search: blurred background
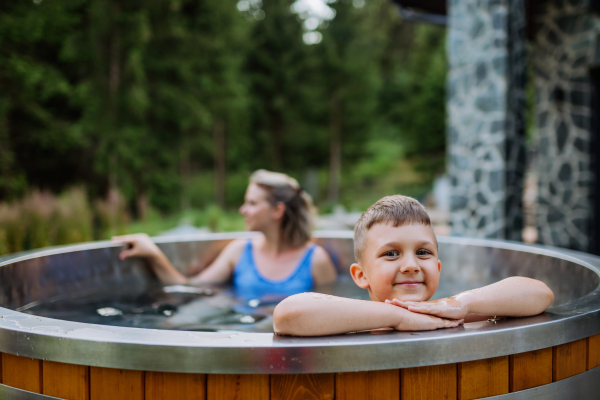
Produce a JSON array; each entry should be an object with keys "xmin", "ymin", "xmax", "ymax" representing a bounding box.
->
[{"xmin": 0, "ymin": 0, "xmax": 449, "ymax": 255}]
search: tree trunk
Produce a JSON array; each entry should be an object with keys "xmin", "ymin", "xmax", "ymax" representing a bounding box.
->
[
  {"xmin": 107, "ymin": 1, "xmax": 121, "ymax": 190},
  {"xmin": 180, "ymin": 136, "xmax": 191, "ymax": 211},
  {"xmin": 270, "ymin": 111, "xmax": 283, "ymax": 170},
  {"xmin": 0, "ymin": 114, "xmax": 14, "ymax": 200},
  {"xmin": 214, "ymin": 118, "xmax": 226, "ymax": 208},
  {"xmin": 328, "ymin": 93, "xmax": 342, "ymax": 204}
]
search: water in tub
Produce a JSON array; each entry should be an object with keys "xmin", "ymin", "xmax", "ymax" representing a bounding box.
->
[{"xmin": 18, "ymin": 275, "xmax": 369, "ymax": 333}]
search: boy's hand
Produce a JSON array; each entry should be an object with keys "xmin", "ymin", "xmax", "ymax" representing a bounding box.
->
[
  {"xmin": 387, "ymin": 297, "xmax": 470, "ymax": 320},
  {"xmin": 393, "ymin": 307, "xmax": 463, "ymax": 331}
]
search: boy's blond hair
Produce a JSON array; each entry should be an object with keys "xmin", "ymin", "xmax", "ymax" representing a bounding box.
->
[{"xmin": 354, "ymin": 195, "xmax": 431, "ymax": 262}]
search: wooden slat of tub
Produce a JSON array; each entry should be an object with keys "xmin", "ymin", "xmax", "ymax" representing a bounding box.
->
[
  {"xmin": 587, "ymin": 333, "xmax": 600, "ymax": 370},
  {"xmin": 457, "ymin": 356, "xmax": 508, "ymax": 400},
  {"xmin": 553, "ymin": 338, "xmax": 587, "ymax": 381},
  {"xmin": 207, "ymin": 374, "xmax": 270, "ymax": 400},
  {"xmin": 401, "ymin": 363, "xmax": 457, "ymax": 400},
  {"xmin": 336, "ymin": 369, "xmax": 399, "ymax": 400},
  {"xmin": 1, "ymin": 353, "xmax": 42, "ymax": 393},
  {"xmin": 509, "ymin": 348, "xmax": 552, "ymax": 392},
  {"xmin": 43, "ymin": 361, "xmax": 89, "ymax": 400},
  {"xmin": 90, "ymin": 367, "xmax": 144, "ymax": 400},
  {"xmin": 145, "ymin": 372, "xmax": 206, "ymax": 400},
  {"xmin": 271, "ymin": 373, "xmax": 334, "ymax": 400},
  {"xmin": 0, "ymin": 352, "xmax": 3, "ymax": 383}
]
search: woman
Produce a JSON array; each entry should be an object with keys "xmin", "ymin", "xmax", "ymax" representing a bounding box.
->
[{"xmin": 113, "ymin": 170, "xmax": 337, "ymax": 299}]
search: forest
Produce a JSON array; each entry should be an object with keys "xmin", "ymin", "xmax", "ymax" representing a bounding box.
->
[{"xmin": 0, "ymin": 0, "xmax": 446, "ymax": 254}]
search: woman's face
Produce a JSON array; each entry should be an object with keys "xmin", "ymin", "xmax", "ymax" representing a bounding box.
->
[{"xmin": 239, "ymin": 183, "xmax": 280, "ymax": 232}]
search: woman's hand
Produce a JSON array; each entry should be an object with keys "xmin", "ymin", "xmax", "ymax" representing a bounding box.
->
[
  {"xmin": 387, "ymin": 297, "xmax": 470, "ymax": 320},
  {"xmin": 111, "ymin": 233, "xmax": 162, "ymax": 260},
  {"xmin": 393, "ymin": 306, "xmax": 463, "ymax": 331}
]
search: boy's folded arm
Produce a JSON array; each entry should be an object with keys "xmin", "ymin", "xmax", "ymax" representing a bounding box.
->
[
  {"xmin": 392, "ymin": 277, "xmax": 554, "ymax": 320},
  {"xmin": 273, "ymin": 293, "xmax": 461, "ymax": 336},
  {"xmin": 460, "ymin": 277, "xmax": 554, "ymax": 317}
]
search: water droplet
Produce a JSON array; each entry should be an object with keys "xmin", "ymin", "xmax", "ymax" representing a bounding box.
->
[
  {"xmin": 281, "ymin": 356, "xmax": 285, "ymax": 361},
  {"xmin": 270, "ymin": 365, "xmax": 273, "ymax": 369}
]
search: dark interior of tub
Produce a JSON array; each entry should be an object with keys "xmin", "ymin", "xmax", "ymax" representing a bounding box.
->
[{"xmin": 0, "ymin": 238, "xmax": 598, "ymax": 333}]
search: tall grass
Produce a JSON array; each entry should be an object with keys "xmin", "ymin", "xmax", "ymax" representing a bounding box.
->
[
  {"xmin": 0, "ymin": 187, "xmax": 245, "ymax": 257},
  {"xmin": 0, "ymin": 188, "xmax": 127, "ymax": 256}
]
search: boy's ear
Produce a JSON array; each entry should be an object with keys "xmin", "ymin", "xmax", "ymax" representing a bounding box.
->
[
  {"xmin": 438, "ymin": 260, "xmax": 441, "ymax": 273},
  {"xmin": 350, "ymin": 263, "xmax": 370, "ymax": 289}
]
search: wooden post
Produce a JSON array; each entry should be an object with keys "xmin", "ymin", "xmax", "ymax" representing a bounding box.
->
[
  {"xmin": 401, "ymin": 364, "xmax": 457, "ymax": 400},
  {"xmin": 336, "ymin": 369, "xmax": 399, "ymax": 400},
  {"xmin": 509, "ymin": 348, "xmax": 552, "ymax": 392},
  {"xmin": 458, "ymin": 356, "xmax": 509, "ymax": 400},
  {"xmin": 43, "ymin": 361, "xmax": 89, "ymax": 400}
]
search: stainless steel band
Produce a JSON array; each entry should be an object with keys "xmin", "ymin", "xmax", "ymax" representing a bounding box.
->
[
  {"xmin": 0, "ymin": 385, "xmax": 61, "ymax": 400},
  {"xmin": 486, "ymin": 366, "xmax": 600, "ymax": 399}
]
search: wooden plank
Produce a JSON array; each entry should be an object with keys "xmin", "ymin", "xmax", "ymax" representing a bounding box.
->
[
  {"xmin": 458, "ymin": 356, "xmax": 508, "ymax": 400},
  {"xmin": 1, "ymin": 353, "xmax": 42, "ymax": 393},
  {"xmin": 0, "ymin": 352, "xmax": 3, "ymax": 384},
  {"xmin": 401, "ymin": 364, "xmax": 457, "ymax": 400},
  {"xmin": 43, "ymin": 361, "xmax": 89, "ymax": 400},
  {"xmin": 90, "ymin": 367, "xmax": 143, "ymax": 400},
  {"xmin": 587, "ymin": 333, "xmax": 600, "ymax": 370},
  {"xmin": 207, "ymin": 374, "xmax": 270, "ymax": 400},
  {"xmin": 271, "ymin": 373, "xmax": 334, "ymax": 400},
  {"xmin": 145, "ymin": 371, "xmax": 206, "ymax": 400},
  {"xmin": 509, "ymin": 348, "xmax": 552, "ymax": 392},
  {"xmin": 553, "ymin": 338, "xmax": 587, "ymax": 381},
  {"xmin": 336, "ymin": 369, "xmax": 399, "ymax": 400}
]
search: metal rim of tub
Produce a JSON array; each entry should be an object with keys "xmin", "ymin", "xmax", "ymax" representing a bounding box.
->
[{"xmin": 0, "ymin": 232, "xmax": 599, "ymax": 374}]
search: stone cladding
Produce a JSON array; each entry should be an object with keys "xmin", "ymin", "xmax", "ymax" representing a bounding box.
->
[
  {"xmin": 533, "ymin": 0, "xmax": 600, "ymax": 251},
  {"xmin": 447, "ymin": 0, "xmax": 527, "ymax": 240}
]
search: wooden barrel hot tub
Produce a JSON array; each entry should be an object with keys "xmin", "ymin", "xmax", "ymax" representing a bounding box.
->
[{"xmin": 1, "ymin": 232, "xmax": 600, "ymax": 400}]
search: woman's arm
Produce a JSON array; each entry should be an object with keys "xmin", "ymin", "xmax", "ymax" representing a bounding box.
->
[
  {"xmin": 112, "ymin": 234, "xmax": 243, "ymax": 285},
  {"xmin": 273, "ymin": 292, "xmax": 462, "ymax": 336},
  {"xmin": 187, "ymin": 240, "xmax": 246, "ymax": 285},
  {"xmin": 389, "ymin": 277, "xmax": 554, "ymax": 320},
  {"xmin": 311, "ymin": 246, "xmax": 337, "ymax": 285}
]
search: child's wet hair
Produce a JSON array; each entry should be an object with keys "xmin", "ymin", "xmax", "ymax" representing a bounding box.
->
[{"xmin": 353, "ymin": 195, "xmax": 431, "ymax": 263}]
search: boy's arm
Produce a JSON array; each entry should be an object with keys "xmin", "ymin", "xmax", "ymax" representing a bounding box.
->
[
  {"xmin": 389, "ymin": 277, "xmax": 554, "ymax": 320},
  {"xmin": 273, "ymin": 292, "xmax": 462, "ymax": 336}
]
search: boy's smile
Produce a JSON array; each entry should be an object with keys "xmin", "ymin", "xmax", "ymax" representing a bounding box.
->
[{"xmin": 350, "ymin": 222, "xmax": 441, "ymax": 303}]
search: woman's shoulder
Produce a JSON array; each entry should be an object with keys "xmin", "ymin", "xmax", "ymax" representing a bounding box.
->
[
  {"xmin": 310, "ymin": 244, "xmax": 330, "ymax": 262},
  {"xmin": 309, "ymin": 244, "xmax": 337, "ymax": 284},
  {"xmin": 221, "ymin": 239, "xmax": 249, "ymax": 259}
]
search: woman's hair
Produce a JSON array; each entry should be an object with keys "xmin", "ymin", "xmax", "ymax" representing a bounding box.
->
[{"xmin": 249, "ymin": 169, "xmax": 315, "ymax": 248}]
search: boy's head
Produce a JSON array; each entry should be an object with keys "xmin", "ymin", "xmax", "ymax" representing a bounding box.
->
[{"xmin": 351, "ymin": 195, "xmax": 441, "ymax": 302}]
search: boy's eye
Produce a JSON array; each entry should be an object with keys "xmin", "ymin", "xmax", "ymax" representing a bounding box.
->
[
  {"xmin": 416, "ymin": 249, "xmax": 432, "ymax": 256},
  {"xmin": 383, "ymin": 250, "xmax": 399, "ymax": 257}
]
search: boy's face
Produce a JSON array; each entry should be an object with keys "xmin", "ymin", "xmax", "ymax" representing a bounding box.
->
[{"xmin": 350, "ymin": 222, "xmax": 440, "ymax": 302}]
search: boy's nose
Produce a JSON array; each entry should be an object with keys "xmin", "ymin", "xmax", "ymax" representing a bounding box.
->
[{"xmin": 399, "ymin": 256, "xmax": 421, "ymax": 274}]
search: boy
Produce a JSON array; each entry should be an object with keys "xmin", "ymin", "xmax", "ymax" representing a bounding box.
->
[{"xmin": 273, "ymin": 195, "xmax": 554, "ymax": 336}]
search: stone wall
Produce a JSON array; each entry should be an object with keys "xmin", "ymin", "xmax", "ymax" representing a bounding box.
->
[
  {"xmin": 447, "ymin": 0, "xmax": 526, "ymax": 240},
  {"xmin": 533, "ymin": 0, "xmax": 600, "ymax": 251}
]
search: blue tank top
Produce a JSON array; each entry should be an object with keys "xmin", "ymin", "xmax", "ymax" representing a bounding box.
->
[{"xmin": 233, "ymin": 240, "xmax": 316, "ymax": 300}]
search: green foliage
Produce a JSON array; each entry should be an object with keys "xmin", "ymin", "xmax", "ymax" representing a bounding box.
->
[
  {"xmin": 0, "ymin": 187, "xmax": 245, "ymax": 256},
  {"xmin": 0, "ymin": 0, "xmax": 448, "ymax": 248},
  {"xmin": 0, "ymin": 188, "xmax": 94, "ymax": 255},
  {"xmin": 378, "ymin": 23, "xmax": 447, "ymax": 180}
]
